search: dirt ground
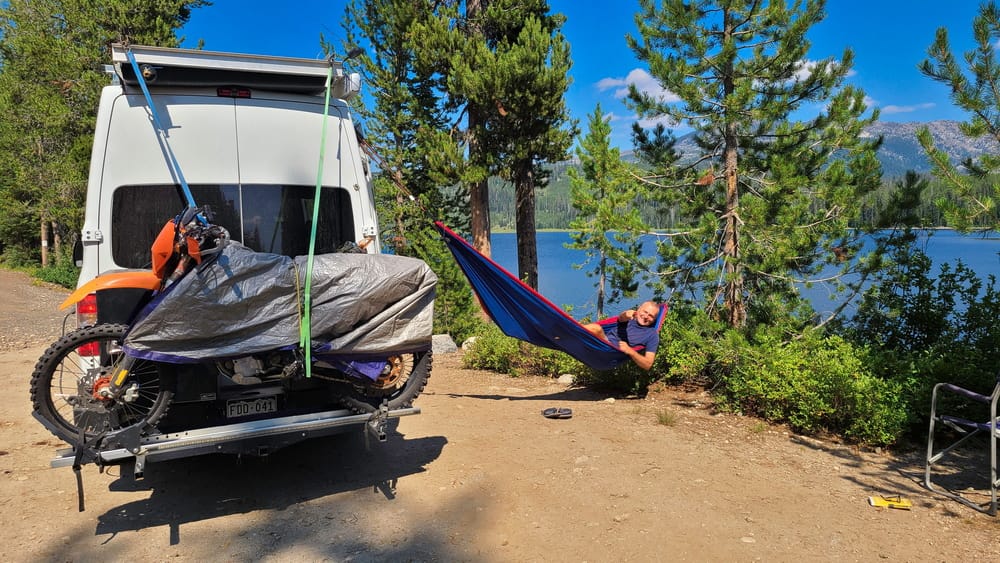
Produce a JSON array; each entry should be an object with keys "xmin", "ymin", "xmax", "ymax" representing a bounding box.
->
[{"xmin": 1, "ymin": 268, "xmax": 998, "ymax": 562}]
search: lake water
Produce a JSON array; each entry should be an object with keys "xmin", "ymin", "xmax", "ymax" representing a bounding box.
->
[{"xmin": 488, "ymin": 230, "xmax": 1000, "ymax": 319}]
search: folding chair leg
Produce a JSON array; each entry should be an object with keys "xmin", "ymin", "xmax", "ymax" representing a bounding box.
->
[{"xmin": 924, "ymin": 381, "xmax": 1000, "ymax": 516}]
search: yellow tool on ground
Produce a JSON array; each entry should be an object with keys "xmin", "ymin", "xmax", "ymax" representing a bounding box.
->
[{"xmin": 868, "ymin": 495, "xmax": 913, "ymax": 510}]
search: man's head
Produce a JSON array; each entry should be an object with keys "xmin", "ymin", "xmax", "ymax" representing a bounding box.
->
[{"xmin": 635, "ymin": 301, "xmax": 660, "ymax": 327}]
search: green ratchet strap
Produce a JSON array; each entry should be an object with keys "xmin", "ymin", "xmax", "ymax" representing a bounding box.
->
[{"xmin": 299, "ymin": 62, "xmax": 336, "ymax": 377}]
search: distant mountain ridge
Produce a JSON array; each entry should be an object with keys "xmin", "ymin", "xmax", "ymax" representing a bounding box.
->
[
  {"xmin": 664, "ymin": 120, "xmax": 999, "ymax": 178},
  {"xmin": 862, "ymin": 120, "xmax": 999, "ymax": 177},
  {"xmin": 491, "ymin": 120, "xmax": 999, "ymax": 230}
]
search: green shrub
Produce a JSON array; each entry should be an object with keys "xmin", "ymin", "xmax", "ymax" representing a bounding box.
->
[
  {"xmin": 462, "ymin": 322, "xmax": 588, "ymax": 377},
  {"xmin": 521, "ymin": 346, "xmax": 586, "ymax": 377},
  {"xmin": 578, "ymin": 359, "xmax": 652, "ymax": 395},
  {"xmin": 458, "ymin": 300, "xmax": 915, "ymax": 446},
  {"xmin": 843, "ymin": 237, "xmax": 1000, "ymax": 436},
  {"xmin": 715, "ymin": 330, "xmax": 907, "ymax": 445},
  {"xmin": 462, "ymin": 323, "xmax": 522, "ymax": 373},
  {"xmin": 655, "ymin": 307, "xmax": 730, "ymax": 383},
  {"xmin": 33, "ymin": 258, "xmax": 80, "ymax": 289},
  {"xmin": 0, "ymin": 245, "xmax": 39, "ymax": 269}
]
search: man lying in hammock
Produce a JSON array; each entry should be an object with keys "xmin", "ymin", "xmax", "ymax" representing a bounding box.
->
[{"xmin": 582, "ymin": 301, "xmax": 662, "ymax": 371}]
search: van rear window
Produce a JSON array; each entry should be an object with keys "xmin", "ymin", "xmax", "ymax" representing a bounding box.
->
[{"xmin": 111, "ymin": 184, "xmax": 356, "ymax": 268}]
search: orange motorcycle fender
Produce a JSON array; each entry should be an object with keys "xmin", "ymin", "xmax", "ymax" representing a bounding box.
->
[{"xmin": 59, "ymin": 271, "xmax": 162, "ymax": 311}]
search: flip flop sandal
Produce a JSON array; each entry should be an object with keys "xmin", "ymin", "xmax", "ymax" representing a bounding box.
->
[{"xmin": 542, "ymin": 407, "xmax": 573, "ymax": 419}]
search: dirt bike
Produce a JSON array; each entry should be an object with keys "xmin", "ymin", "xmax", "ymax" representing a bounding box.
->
[{"xmin": 30, "ymin": 207, "xmax": 433, "ymax": 456}]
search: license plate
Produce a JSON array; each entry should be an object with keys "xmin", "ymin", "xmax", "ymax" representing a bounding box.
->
[{"xmin": 226, "ymin": 397, "xmax": 278, "ymax": 418}]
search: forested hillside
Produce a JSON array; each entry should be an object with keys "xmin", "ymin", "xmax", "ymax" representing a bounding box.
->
[{"xmin": 489, "ymin": 119, "xmax": 999, "ymax": 231}]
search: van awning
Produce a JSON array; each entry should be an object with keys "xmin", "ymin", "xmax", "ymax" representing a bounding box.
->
[{"xmin": 111, "ymin": 44, "xmax": 360, "ymax": 98}]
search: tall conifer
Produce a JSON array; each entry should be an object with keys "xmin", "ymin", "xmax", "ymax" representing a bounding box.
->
[
  {"xmin": 627, "ymin": 0, "xmax": 881, "ymax": 328},
  {"xmin": 339, "ymin": 0, "xmax": 483, "ymax": 340},
  {"xmin": 415, "ymin": 1, "xmax": 575, "ymax": 288},
  {"xmin": 567, "ymin": 104, "xmax": 647, "ymax": 318},
  {"xmin": 0, "ymin": 0, "xmax": 207, "ymax": 264}
]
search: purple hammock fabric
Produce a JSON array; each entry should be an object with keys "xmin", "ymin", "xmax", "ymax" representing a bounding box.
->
[{"xmin": 435, "ymin": 221, "xmax": 666, "ymax": 371}]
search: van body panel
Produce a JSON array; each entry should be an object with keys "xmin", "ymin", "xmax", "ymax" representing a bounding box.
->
[
  {"xmin": 103, "ymin": 93, "xmax": 239, "ymax": 186},
  {"xmin": 234, "ymin": 99, "xmax": 349, "ymax": 185},
  {"xmin": 79, "ymin": 86, "xmax": 380, "ymax": 284},
  {"xmin": 233, "ymin": 98, "xmax": 378, "ymax": 249}
]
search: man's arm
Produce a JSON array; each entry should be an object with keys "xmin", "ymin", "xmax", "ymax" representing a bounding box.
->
[{"xmin": 617, "ymin": 341, "xmax": 655, "ymax": 371}]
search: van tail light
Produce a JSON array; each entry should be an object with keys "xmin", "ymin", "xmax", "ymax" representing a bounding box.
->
[
  {"xmin": 76, "ymin": 293, "xmax": 99, "ymax": 357},
  {"xmin": 76, "ymin": 293, "xmax": 97, "ymax": 327}
]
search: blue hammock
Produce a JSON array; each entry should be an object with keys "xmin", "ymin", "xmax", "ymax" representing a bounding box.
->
[{"xmin": 435, "ymin": 221, "xmax": 665, "ymax": 371}]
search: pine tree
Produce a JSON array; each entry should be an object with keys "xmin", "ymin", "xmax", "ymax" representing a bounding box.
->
[
  {"xmin": 338, "ymin": 0, "xmax": 483, "ymax": 341},
  {"xmin": 338, "ymin": 0, "xmax": 449, "ymax": 239},
  {"xmin": 626, "ymin": 0, "xmax": 881, "ymax": 329},
  {"xmin": 414, "ymin": 1, "xmax": 575, "ymax": 288},
  {"xmin": 461, "ymin": 2, "xmax": 575, "ymax": 288},
  {"xmin": 918, "ymin": 1, "xmax": 1000, "ymax": 231},
  {"xmin": 567, "ymin": 104, "xmax": 648, "ymax": 319},
  {"xmin": 0, "ymin": 0, "xmax": 207, "ymax": 265}
]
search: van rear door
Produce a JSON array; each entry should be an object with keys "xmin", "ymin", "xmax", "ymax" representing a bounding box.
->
[
  {"xmin": 233, "ymin": 97, "xmax": 378, "ymax": 251},
  {"xmin": 99, "ymin": 93, "xmax": 239, "ymax": 271}
]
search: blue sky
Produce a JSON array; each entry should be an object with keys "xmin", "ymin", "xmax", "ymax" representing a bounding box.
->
[{"xmin": 181, "ymin": 1, "xmax": 986, "ymax": 148}]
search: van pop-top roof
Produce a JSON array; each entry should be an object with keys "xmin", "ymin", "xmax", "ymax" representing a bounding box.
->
[{"xmin": 110, "ymin": 43, "xmax": 361, "ymax": 98}]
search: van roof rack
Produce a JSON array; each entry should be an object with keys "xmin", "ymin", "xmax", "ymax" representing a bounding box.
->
[{"xmin": 110, "ymin": 44, "xmax": 360, "ymax": 98}]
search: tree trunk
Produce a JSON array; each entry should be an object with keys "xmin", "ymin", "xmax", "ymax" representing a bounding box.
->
[
  {"xmin": 468, "ymin": 105, "xmax": 491, "ymax": 256},
  {"xmin": 52, "ymin": 222, "xmax": 61, "ymax": 261},
  {"xmin": 514, "ymin": 165, "xmax": 538, "ymax": 289},
  {"xmin": 469, "ymin": 178, "xmax": 491, "ymax": 255},
  {"xmin": 720, "ymin": 7, "xmax": 744, "ymax": 328},
  {"xmin": 722, "ymin": 130, "xmax": 744, "ymax": 327},
  {"xmin": 393, "ymin": 168, "xmax": 407, "ymax": 252},
  {"xmin": 597, "ymin": 252, "xmax": 607, "ymax": 319},
  {"xmin": 466, "ymin": 0, "xmax": 492, "ymax": 257},
  {"xmin": 40, "ymin": 217, "xmax": 49, "ymax": 268}
]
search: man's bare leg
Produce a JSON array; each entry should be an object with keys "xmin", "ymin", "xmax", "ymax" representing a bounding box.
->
[{"xmin": 583, "ymin": 322, "xmax": 611, "ymax": 343}]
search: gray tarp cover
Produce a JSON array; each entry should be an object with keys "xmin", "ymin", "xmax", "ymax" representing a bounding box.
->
[{"xmin": 123, "ymin": 242, "xmax": 437, "ymax": 362}]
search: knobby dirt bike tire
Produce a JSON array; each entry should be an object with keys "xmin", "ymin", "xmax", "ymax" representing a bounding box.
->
[
  {"xmin": 338, "ymin": 351, "xmax": 432, "ymax": 414},
  {"xmin": 30, "ymin": 323, "xmax": 173, "ymax": 445}
]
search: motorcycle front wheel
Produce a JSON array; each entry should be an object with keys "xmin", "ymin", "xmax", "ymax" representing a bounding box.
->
[
  {"xmin": 338, "ymin": 351, "xmax": 431, "ymax": 413},
  {"xmin": 30, "ymin": 323, "xmax": 173, "ymax": 445}
]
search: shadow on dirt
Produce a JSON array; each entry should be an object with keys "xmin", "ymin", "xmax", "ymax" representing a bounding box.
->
[
  {"xmin": 790, "ymin": 431, "xmax": 996, "ymax": 518},
  {"xmin": 83, "ymin": 423, "xmax": 446, "ymax": 546},
  {"xmin": 444, "ymin": 386, "xmax": 605, "ymax": 403}
]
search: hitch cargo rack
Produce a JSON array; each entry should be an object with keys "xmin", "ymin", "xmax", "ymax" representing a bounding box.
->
[{"xmin": 44, "ymin": 406, "xmax": 419, "ymax": 478}]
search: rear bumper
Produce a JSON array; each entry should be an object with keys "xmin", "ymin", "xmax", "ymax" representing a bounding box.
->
[{"xmin": 48, "ymin": 406, "xmax": 420, "ymax": 470}]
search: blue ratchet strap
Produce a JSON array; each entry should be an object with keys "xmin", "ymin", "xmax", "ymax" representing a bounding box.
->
[{"xmin": 125, "ymin": 49, "xmax": 204, "ymax": 222}]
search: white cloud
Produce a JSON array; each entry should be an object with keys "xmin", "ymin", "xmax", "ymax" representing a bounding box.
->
[
  {"xmin": 636, "ymin": 114, "xmax": 679, "ymax": 129},
  {"xmin": 881, "ymin": 102, "xmax": 936, "ymax": 114},
  {"xmin": 596, "ymin": 68, "xmax": 680, "ymax": 103},
  {"xmin": 792, "ymin": 59, "xmax": 856, "ymax": 82},
  {"xmin": 792, "ymin": 60, "xmax": 816, "ymax": 82},
  {"xmin": 604, "ymin": 111, "xmax": 638, "ymax": 123}
]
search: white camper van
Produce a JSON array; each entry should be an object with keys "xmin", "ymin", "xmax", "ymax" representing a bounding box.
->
[
  {"xmin": 32, "ymin": 45, "xmax": 433, "ymax": 478},
  {"xmin": 80, "ymin": 44, "xmax": 378, "ymax": 282}
]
